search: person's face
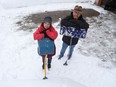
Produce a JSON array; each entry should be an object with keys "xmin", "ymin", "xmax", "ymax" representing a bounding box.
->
[
  {"xmin": 43, "ymin": 22, "xmax": 51, "ymax": 29},
  {"xmin": 73, "ymin": 11, "xmax": 81, "ymax": 19}
]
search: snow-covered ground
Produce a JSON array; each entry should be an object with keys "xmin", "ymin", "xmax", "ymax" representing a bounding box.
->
[
  {"xmin": 0, "ymin": 0, "xmax": 91, "ymax": 9},
  {"xmin": 0, "ymin": 1, "xmax": 116, "ymax": 87},
  {"xmin": 78, "ymin": 12, "xmax": 116, "ymax": 62}
]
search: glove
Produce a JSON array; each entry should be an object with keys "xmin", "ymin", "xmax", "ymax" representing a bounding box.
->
[{"xmin": 41, "ymin": 29, "xmax": 49, "ymax": 38}]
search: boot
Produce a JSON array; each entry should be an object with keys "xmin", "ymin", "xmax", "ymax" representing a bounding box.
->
[
  {"xmin": 42, "ymin": 64, "xmax": 44, "ymax": 69},
  {"xmin": 48, "ymin": 63, "xmax": 51, "ymax": 69},
  {"xmin": 58, "ymin": 55, "xmax": 63, "ymax": 60}
]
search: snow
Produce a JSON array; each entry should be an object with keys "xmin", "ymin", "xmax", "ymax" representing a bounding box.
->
[
  {"xmin": 0, "ymin": 0, "xmax": 90, "ymax": 9},
  {"xmin": 0, "ymin": 78, "xmax": 86, "ymax": 87},
  {"xmin": 0, "ymin": 1, "xmax": 116, "ymax": 87}
]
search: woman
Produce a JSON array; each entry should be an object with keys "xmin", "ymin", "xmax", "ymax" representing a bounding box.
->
[{"xmin": 33, "ymin": 16, "xmax": 58, "ymax": 70}]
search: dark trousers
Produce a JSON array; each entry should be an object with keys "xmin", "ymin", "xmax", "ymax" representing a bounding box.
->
[{"xmin": 42, "ymin": 57, "xmax": 52, "ymax": 64}]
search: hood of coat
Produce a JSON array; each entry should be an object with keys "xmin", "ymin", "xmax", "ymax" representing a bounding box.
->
[{"xmin": 39, "ymin": 23, "xmax": 53, "ymax": 32}]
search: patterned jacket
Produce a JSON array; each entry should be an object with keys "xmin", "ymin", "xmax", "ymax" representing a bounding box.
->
[{"xmin": 61, "ymin": 12, "xmax": 89, "ymax": 45}]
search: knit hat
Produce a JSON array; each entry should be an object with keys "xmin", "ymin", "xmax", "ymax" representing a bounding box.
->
[
  {"xmin": 73, "ymin": 5, "xmax": 83, "ymax": 14},
  {"xmin": 43, "ymin": 16, "xmax": 52, "ymax": 24}
]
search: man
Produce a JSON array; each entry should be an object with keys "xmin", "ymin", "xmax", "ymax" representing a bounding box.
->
[{"xmin": 58, "ymin": 5, "xmax": 89, "ymax": 60}]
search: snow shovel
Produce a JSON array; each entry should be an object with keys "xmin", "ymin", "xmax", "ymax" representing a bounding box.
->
[{"xmin": 43, "ymin": 54, "xmax": 48, "ymax": 80}]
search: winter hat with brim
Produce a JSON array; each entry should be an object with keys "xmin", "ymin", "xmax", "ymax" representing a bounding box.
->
[
  {"xmin": 73, "ymin": 5, "xmax": 83, "ymax": 14},
  {"xmin": 43, "ymin": 16, "xmax": 52, "ymax": 24}
]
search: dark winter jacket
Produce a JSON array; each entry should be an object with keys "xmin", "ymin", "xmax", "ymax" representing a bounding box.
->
[
  {"xmin": 33, "ymin": 23, "xmax": 58, "ymax": 58},
  {"xmin": 61, "ymin": 12, "xmax": 89, "ymax": 45}
]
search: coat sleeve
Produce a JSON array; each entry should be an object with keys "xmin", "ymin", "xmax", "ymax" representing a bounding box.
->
[
  {"xmin": 46, "ymin": 26, "xmax": 58, "ymax": 40},
  {"xmin": 33, "ymin": 28, "xmax": 44, "ymax": 40}
]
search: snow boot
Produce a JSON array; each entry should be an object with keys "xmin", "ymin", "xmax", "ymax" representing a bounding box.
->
[
  {"xmin": 42, "ymin": 64, "xmax": 44, "ymax": 69},
  {"xmin": 58, "ymin": 55, "xmax": 63, "ymax": 60},
  {"xmin": 48, "ymin": 63, "xmax": 51, "ymax": 69}
]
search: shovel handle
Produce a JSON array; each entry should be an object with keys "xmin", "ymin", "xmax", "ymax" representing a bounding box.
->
[{"xmin": 43, "ymin": 54, "xmax": 48, "ymax": 79}]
